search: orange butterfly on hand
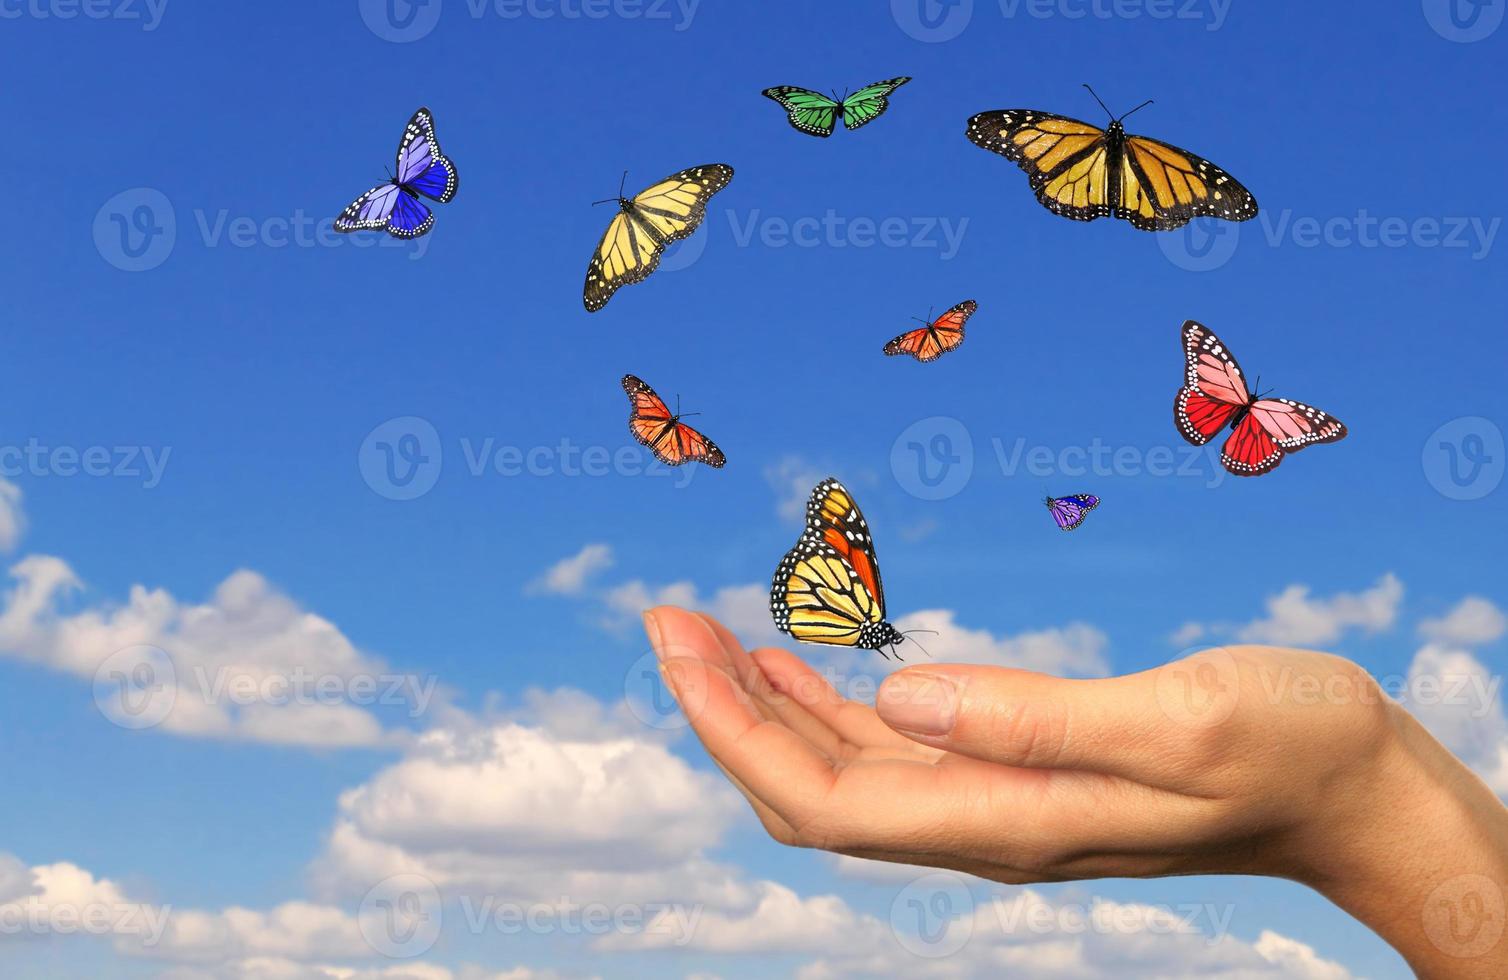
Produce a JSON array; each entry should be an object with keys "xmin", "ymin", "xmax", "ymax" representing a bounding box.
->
[
  {"xmin": 621, "ymin": 374, "xmax": 726, "ymax": 468},
  {"xmin": 883, "ymin": 300, "xmax": 978, "ymax": 362}
]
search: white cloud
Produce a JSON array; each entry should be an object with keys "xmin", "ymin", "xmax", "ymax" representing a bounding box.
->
[
  {"xmin": 1407, "ymin": 644, "xmax": 1508, "ymax": 793},
  {"xmin": 528, "ymin": 545, "xmax": 614, "ymax": 597},
  {"xmin": 601, "ymin": 881, "xmax": 886, "ymax": 954},
  {"xmin": 765, "ymin": 458, "xmax": 826, "ymax": 520},
  {"xmin": 0, "ymin": 557, "xmax": 440, "ymax": 749},
  {"xmin": 602, "ymin": 579, "xmax": 782, "ymax": 650},
  {"xmin": 1176, "ymin": 575, "xmax": 1403, "ymax": 649},
  {"xmin": 893, "ymin": 611, "xmax": 1110, "ymax": 676},
  {"xmin": 0, "ymin": 478, "xmax": 24, "ymax": 552},
  {"xmin": 1419, "ymin": 596, "xmax": 1507, "ymax": 647}
]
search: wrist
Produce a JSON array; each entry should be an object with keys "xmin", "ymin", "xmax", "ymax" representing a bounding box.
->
[{"xmin": 1300, "ymin": 703, "xmax": 1508, "ymax": 978}]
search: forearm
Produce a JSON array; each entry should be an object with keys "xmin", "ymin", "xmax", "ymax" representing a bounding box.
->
[{"xmin": 1305, "ymin": 705, "xmax": 1508, "ymax": 978}]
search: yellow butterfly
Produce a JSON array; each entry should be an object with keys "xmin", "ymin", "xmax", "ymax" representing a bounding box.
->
[
  {"xmin": 769, "ymin": 478, "xmax": 909, "ymax": 657},
  {"xmin": 582, "ymin": 164, "xmax": 734, "ymax": 312},
  {"xmin": 966, "ymin": 86, "xmax": 1257, "ymax": 231}
]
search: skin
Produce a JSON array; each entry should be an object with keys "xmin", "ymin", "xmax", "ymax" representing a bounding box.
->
[{"xmin": 643, "ymin": 605, "xmax": 1508, "ymax": 978}]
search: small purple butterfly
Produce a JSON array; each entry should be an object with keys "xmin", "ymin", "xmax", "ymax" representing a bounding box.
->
[
  {"xmin": 334, "ymin": 108, "xmax": 458, "ymax": 240},
  {"xmin": 1045, "ymin": 494, "xmax": 1099, "ymax": 531}
]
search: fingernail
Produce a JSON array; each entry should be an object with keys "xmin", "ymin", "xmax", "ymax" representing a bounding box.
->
[
  {"xmin": 878, "ymin": 671, "xmax": 959, "ymax": 736},
  {"xmin": 658, "ymin": 661, "xmax": 683, "ymax": 698},
  {"xmin": 642, "ymin": 610, "xmax": 663, "ymax": 656}
]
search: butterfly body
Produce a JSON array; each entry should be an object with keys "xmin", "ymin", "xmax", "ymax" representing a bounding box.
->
[
  {"xmin": 1045, "ymin": 494, "xmax": 1100, "ymax": 531},
  {"xmin": 584, "ymin": 165, "xmax": 734, "ymax": 312},
  {"xmin": 334, "ymin": 108, "xmax": 457, "ymax": 240},
  {"xmin": 621, "ymin": 374, "xmax": 725, "ymax": 468},
  {"xmin": 966, "ymin": 101, "xmax": 1256, "ymax": 231},
  {"xmin": 1174, "ymin": 320, "xmax": 1346, "ymax": 477},
  {"xmin": 770, "ymin": 478, "xmax": 905, "ymax": 656}
]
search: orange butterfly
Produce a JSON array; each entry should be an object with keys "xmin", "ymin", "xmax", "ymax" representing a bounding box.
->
[
  {"xmin": 883, "ymin": 300, "xmax": 978, "ymax": 362},
  {"xmin": 621, "ymin": 374, "xmax": 726, "ymax": 468}
]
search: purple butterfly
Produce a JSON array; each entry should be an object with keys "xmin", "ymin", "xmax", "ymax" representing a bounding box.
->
[
  {"xmin": 334, "ymin": 108, "xmax": 458, "ymax": 239},
  {"xmin": 1045, "ymin": 494, "xmax": 1100, "ymax": 531}
]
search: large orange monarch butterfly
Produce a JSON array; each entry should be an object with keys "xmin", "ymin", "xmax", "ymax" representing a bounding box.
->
[
  {"xmin": 883, "ymin": 299, "xmax": 978, "ymax": 362},
  {"xmin": 770, "ymin": 478, "xmax": 912, "ymax": 656},
  {"xmin": 621, "ymin": 374, "xmax": 726, "ymax": 468},
  {"xmin": 965, "ymin": 86, "xmax": 1258, "ymax": 231},
  {"xmin": 583, "ymin": 165, "xmax": 734, "ymax": 312},
  {"xmin": 1174, "ymin": 320, "xmax": 1347, "ymax": 477}
]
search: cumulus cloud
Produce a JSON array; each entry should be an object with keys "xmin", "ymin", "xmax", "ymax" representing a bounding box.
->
[
  {"xmin": 764, "ymin": 457, "xmax": 827, "ymax": 520},
  {"xmin": 1173, "ymin": 574, "xmax": 1403, "ymax": 649},
  {"xmin": 0, "ymin": 557, "xmax": 440, "ymax": 749},
  {"xmin": 893, "ymin": 611, "xmax": 1110, "ymax": 676},
  {"xmin": 529, "ymin": 545, "xmax": 614, "ymax": 596},
  {"xmin": 601, "ymin": 579, "xmax": 781, "ymax": 650},
  {"xmin": 1419, "ymin": 596, "xmax": 1507, "ymax": 647},
  {"xmin": 0, "ymin": 478, "xmax": 24, "ymax": 552}
]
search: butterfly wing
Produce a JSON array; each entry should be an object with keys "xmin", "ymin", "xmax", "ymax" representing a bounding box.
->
[
  {"xmin": 1221, "ymin": 398, "xmax": 1346, "ymax": 477},
  {"xmin": 334, "ymin": 182, "xmax": 402, "ymax": 233},
  {"xmin": 883, "ymin": 299, "xmax": 976, "ymax": 362},
  {"xmin": 1119, "ymin": 133, "xmax": 1255, "ymax": 231},
  {"xmin": 584, "ymin": 164, "xmax": 735, "ymax": 312},
  {"xmin": 621, "ymin": 374, "xmax": 726, "ymax": 468},
  {"xmin": 1174, "ymin": 319, "xmax": 1252, "ymax": 445},
  {"xmin": 395, "ymin": 107, "xmax": 458, "ymax": 204},
  {"xmin": 770, "ymin": 478, "xmax": 894, "ymax": 650},
  {"xmin": 761, "ymin": 86, "xmax": 841, "ymax": 137},
  {"xmin": 966, "ymin": 110, "xmax": 1113, "ymax": 222},
  {"xmin": 1047, "ymin": 494, "xmax": 1099, "ymax": 531},
  {"xmin": 839, "ymin": 76, "xmax": 911, "ymax": 131}
]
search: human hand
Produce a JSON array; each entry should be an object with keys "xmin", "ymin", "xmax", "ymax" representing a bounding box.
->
[{"xmin": 643, "ymin": 605, "xmax": 1508, "ymax": 979}]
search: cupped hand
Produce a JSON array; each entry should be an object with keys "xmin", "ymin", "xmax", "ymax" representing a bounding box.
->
[{"xmin": 643, "ymin": 605, "xmax": 1508, "ymax": 979}]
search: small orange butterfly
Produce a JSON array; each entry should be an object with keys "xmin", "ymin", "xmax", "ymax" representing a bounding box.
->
[
  {"xmin": 621, "ymin": 374, "xmax": 726, "ymax": 468},
  {"xmin": 883, "ymin": 300, "xmax": 978, "ymax": 362}
]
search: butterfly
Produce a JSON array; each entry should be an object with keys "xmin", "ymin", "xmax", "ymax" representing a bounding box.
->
[
  {"xmin": 334, "ymin": 108, "xmax": 458, "ymax": 240},
  {"xmin": 770, "ymin": 478, "xmax": 908, "ymax": 657},
  {"xmin": 583, "ymin": 165, "xmax": 735, "ymax": 312},
  {"xmin": 621, "ymin": 374, "xmax": 726, "ymax": 468},
  {"xmin": 1045, "ymin": 494, "xmax": 1099, "ymax": 531},
  {"xmin": 965, "ymin": 86, "xmax": 1257, "ymax": 231},
  {"xmin": 761, "ymin": 77, "xmax": 912, "ymax": 138},
  {"xmin": 1174, "ymin": 320, "xmax": 1347, "ymax": 477},
  {"xmin": 883, "ymin": 300, "xmax": 978, "ymax": 362}
]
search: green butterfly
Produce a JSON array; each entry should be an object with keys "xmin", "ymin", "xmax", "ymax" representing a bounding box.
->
[{"xmin": 761, "ymin": 77, "xmax": 912, "ymax": 138}]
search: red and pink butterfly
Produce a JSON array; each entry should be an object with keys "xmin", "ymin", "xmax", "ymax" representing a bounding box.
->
[{"xmin": 1174, "ymin": 320, "xmax": 1346, "ymax": 477}]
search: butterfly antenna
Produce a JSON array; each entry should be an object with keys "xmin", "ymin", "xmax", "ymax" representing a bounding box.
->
[
  {"xmin": 1118, "ymin": 98, "xmax": 1155, "ymax": 122},
  {"xmin": 1083, "ymin": 84, "xmax": 1115, "ymax": 121},
  {"xmin": 901, "ymin": 629, "xmax": 937, "ymax": 659},
  {"xmin": 618, "ymin": 170, "xmax": 628, "ymax": 198}
]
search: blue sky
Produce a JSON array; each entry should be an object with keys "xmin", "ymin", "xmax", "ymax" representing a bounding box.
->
[{"xmin": 1, "ymin": 1, "xmax": 1506, "ymax": 977}]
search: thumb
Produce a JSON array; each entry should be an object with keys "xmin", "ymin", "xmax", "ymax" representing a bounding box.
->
[{"xmin": 876, "ymin": 664, "xmax": 1174, "ymax": 785}]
